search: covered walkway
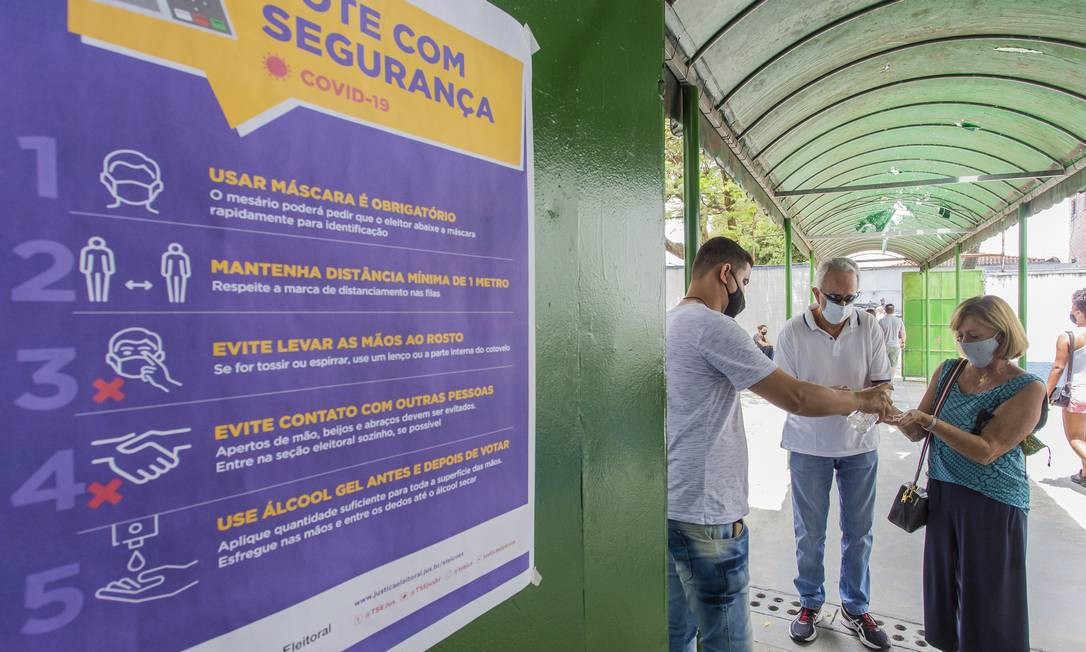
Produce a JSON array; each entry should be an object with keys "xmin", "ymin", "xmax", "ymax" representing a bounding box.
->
[
  {"xmin": 665, "ymin": 0, "xmax": 1086, "ymax": 334},
  {"xmin": 664, "ymin": 2, "xmax": 1086, "ymax": 650}
]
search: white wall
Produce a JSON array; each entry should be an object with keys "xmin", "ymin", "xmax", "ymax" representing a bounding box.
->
[
  {"xmin": 985, "ymin": 270, "xmax": 1086, "ymax": 364},
  {"xmin": 667, "ymin": 263, "xmax": 1086, "ymax": 366},
  {"xmin": 667, "ymin": 263, "xmax": 913, "ymax": 341}
]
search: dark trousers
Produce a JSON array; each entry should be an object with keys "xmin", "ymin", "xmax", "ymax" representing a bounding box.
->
[{"xmin": 923, "ymin": 480, "xmax": 1029, "ymax": 652}]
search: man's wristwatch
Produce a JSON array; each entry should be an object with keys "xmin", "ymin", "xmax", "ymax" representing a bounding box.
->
[{"xmin": 924, "ymin": 414, "xmax": 938, "ymax": 431}]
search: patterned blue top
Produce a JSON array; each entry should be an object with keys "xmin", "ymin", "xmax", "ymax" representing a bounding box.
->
[{"xmin": 927, "ymin": 359, "xmax": 1042, "ymax": 511}]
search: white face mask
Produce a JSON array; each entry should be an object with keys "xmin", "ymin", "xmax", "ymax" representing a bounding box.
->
[
  {"xmin": 960, "ymin": 336, "xmax": 1000, "ymax": 368},
  {"xmin": 820, "ymin": 298, "xmax": 853, "ymax": 325}
]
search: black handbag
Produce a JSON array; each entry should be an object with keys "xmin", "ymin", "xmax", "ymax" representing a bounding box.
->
[
  {"xmin": 1050, "ymin": 331, "xmax": 1075, "ymax": 407},
  {"xmin": 888, "ymin": 359, "xmax": 967, "ymax": 533}
]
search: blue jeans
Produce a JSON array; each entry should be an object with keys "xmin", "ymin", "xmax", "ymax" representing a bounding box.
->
[
  {"xmin": 668, "ymin": 551, "xmax": 698, "ymax": 652},
  {"xmin": 667, "ymin": 519, "xmax": 752, "ymax": 652},
  {"xmin": 789, "ymin": 451, "xmax": 877, "ymax": 615}
]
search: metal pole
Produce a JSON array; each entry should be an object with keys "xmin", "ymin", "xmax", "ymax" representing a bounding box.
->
[
  {"xmin": 809, "ymin": 255, "xmax": 816, "ymax": 290},
  {"xmin": 682, "ymin": 84, "xmax": 699, "ymax": 289},
  {"xmin": 1018, "ymin": 204, "xmax": 1029, "ymax": 369},
  {"xmin": 784, "ymin": 219, "xmax": 793, "ymax": 319},
  {"xmin": 922, "ymin": 266, "xmax": 930, "ymax": 379},
  {"xmin": 954, "ymin": 243, "xmax": 962, "ymax": 305}
]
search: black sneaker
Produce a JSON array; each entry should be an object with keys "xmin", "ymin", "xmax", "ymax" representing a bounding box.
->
[
  {"xmin": 789, "ymin": 607, "xmax": 820, "ymax": 643},
  {"xmin": 840, "ymin": 609, "xmax": 892, "ymax": 650},
  {"xmin": 1072, "ymin": 471, "xmax": 1086, "ymax": 487}
]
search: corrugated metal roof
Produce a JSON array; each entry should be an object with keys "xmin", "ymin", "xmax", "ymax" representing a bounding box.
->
[{"xmin": 665, "ymin": 0, "xmax": 1086, "ymax": 265}]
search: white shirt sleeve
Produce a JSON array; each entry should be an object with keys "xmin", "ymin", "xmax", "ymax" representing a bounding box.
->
[
  {"xmin": 699, "ymin": 317, "xmax": 777, "ymax": 391},
  {"xmin": 775, "ymin": 324, "xmax": 797, "ymax": 377}
]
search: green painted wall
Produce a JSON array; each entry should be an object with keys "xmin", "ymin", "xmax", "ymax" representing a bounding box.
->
[{"xmin": 436, "ymin": 1, "xmax": 667, "ymax": 650}]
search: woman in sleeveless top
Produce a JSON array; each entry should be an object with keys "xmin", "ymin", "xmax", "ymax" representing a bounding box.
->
[
  {"xmin": 886, "ymin": 296, "xmax": 1045, "ymax": 652},
  {"xmin": 1045, "ymin": 288, "xmax": 1086, "ymax": 485}
]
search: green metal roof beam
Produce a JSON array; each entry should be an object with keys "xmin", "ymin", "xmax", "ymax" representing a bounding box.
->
[
  {"xmin": 803, "ymin": 202, "xmax": 981, "ymax": 238},
  {"xmin": 800, "ymin": 192, "xmax": 988, "ymax": 231},
  {"xmin": 738, "ymin": 36, "xmax": 1086, "ymax": 147},
  {"xmin": 785, "ymin": 145, "xmax": 1033, "ymax": 192},
  {"xmin": 785, "ymin": 162, "xmax": 1025, "ymax": 214},
  {"xmin": 807, "ymin": 228, "xmax": 973, "ymax": 241},
  {"xmin": 923, "ymin": 159, "xmax": 1086, "ymax": 267},
  {"xmin": 687, "ymin": 0, "xmax": 770, "ymax": 66},
  {"xmin": 714, "ymin": 0, "xmax": 905, "ymax": 107},
  {"xmin": 793, "ymin": 171, "xmax": 1009, "ymax": 217},
  {"xmin": 739, "ymin": 74, "xmax": 1086, "ymax": 143},
  {"xmin": 805, "ymin": 198, "xmax": 981, "ymax": 232},
  {"xmin": 766, "ymin": 123, "xmax": 1064, "ymax": 180},
  {"xmin": 777, "ymin": 169, "xmax": 1062, "ymax": 197},
  {"xmin": 754, "ymin": 100, "xmax": 1086, "ymax": 167}
]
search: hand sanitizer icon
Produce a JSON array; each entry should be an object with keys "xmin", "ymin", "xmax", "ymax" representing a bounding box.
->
[{"xmin": 111, "ymin": 515, "xmax": 159, "ymax": 549}]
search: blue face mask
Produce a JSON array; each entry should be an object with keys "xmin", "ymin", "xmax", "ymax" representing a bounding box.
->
[{"xmin": 960, "ymin": 336, "xmax": 1000, "ymax": 368}]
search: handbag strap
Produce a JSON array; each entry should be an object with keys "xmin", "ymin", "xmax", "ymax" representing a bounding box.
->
[
  {"xmin": 912, "ymin": 359, "xmax": 968, "ymax": 486},
  {"xmin": 1065, "ymin": 331, "xmax": 1076, "ymax": 387}
]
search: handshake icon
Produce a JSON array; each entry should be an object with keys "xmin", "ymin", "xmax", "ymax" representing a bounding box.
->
[{"xmin": 91, "ymin": 427, "xmax": 192, "ymax": 485}]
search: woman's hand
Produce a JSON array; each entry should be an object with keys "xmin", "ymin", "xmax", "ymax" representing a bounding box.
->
[
  {"xmin": 884, "ymin": 408, "xmax": 930, "ymax": 442},
  {"xmin": 889, "ymin": 409, "xmax": 932, "ymax": 428}
]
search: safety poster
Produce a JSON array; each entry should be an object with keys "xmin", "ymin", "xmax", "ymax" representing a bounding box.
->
[{"xmin": 0, "ymin": 1, "xmax": 535, "ymax": 650}]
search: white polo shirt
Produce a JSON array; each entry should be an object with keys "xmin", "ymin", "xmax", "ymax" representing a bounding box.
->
[{"xmin": 776, "ymin": 308, "xmax": 891, "ymax": 457}]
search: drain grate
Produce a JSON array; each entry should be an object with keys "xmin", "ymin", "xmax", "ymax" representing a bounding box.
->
[{"xmin": 749, "ymin": 585, "xmax": 1045, "ymax": 652}]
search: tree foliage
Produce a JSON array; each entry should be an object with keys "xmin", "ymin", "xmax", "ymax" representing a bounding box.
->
[{"xmin": 665, "ymin": 122, "xmax": 799, "ymax": 265}]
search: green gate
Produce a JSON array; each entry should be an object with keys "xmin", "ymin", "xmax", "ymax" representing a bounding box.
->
[{"xmin": 902, "ymin": 270, "xmax": 984, "ymax": 379}]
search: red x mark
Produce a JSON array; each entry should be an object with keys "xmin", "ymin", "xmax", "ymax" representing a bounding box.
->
[
  {"xmin": 87, "ymin": 478, "xmax": 123, "ymax": 508},
  {"xmin": 92, "ymin": 378, "xmax": 125, "ymax": 403}
]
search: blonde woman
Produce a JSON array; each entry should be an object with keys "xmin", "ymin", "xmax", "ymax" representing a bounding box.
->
[{"xmin": 888, "ymin": 296, "xmax": 1045, "ymax": 652}]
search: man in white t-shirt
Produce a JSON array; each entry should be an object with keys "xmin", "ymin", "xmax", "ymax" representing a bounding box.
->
[
  {"xmin": 667, "ymin": 239, "xmax": 892, "ymax": 652},
  {"xmin": 879, "ymin": 303, "xmax": 906, "ymax": 378},
  {"xmin": 775, "ymin": 258, "xmax": 892, "ymax": 650}
]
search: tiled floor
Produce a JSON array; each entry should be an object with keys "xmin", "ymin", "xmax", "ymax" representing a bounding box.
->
[{"xmin": 739, "ymin": 381, "xmax": 1085, "ymax": 652}]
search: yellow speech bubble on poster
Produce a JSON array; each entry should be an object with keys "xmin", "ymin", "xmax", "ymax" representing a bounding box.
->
[{"xmin": 69, "ymin": 0, "xmax": 524, "ymax": 168}]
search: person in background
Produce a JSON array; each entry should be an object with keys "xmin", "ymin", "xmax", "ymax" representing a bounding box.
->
[
  {"xmin": 1046, "ymin": 288, "xmax": 1086, "ymax": 486},
  {"xmin": 753, "ymin": 324, "xmax": 774, "ymax": 360},
  {"xmin": 888, "ymin": 295, "xmax": 1045, "ymax": 652},
  {"xmin": 775, "ymin": 258, "xmax": 892, "ymax": 650},
  {"xmin": 879, "ymin": 304, "xmax": 905, "ymax": 378},
  {"xmin": 667, "ymin": 237, "xmax": 892, "ymax": 652},
  {"xmin": 865, "ymin": 308, "xmax": 877, "ymax": 317}
]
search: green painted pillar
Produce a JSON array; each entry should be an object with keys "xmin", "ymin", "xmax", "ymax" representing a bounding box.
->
[
  {"xmin": 922, "ymin": 266, "xmax": 930, "ymax": 378},
  {"xmin": 682, "ymin": 84, "xmax": 699, "ymax": 289},
  {"xmin": 954, "ymin": 243, "xmax": 962, "ymax": 305},
  {"xmin": 809, "ymin": 255, "xmax": 816, "ymax": 288},
  {"xmin": 784, "ymin": 219, "xmax": 793, "ymax": 318},
  {"xmin": 1018, "ymin": 204, "xmax": 1029, "ymax": 369}
]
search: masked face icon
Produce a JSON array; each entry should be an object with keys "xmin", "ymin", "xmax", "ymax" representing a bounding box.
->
[
  {"xmin": 100, "ymin": 149, "xmax": 164, "ymax": 214},
  {"xmin": 105, "ymin": 327, "xmax": 182, "ymax": 393},
  {"xmin": 106, "ymin": 328, "xmax": 165, "ymax": 379}
]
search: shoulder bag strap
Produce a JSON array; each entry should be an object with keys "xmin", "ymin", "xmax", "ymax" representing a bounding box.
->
[
  {"xmin": 1066, "ymin": 331, "xmax": 1075, "ymax": 386},
  {"xmin": 912, "ymin": 359, "xmax": 968, "ymax": 487}
]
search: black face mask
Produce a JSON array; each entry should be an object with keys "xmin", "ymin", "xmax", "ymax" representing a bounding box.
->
[
  {"xmin": 722, "ymin": 272, "xmax": 746, "ymax": 318},
  {"xmin": 1072, "ymin": 313, "xmax": 1079, "ymax": 325}
]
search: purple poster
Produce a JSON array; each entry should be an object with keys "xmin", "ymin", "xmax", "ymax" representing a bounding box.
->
[{"xmin": 1, "ymin": 2, "xmax": 535, "ymax": 650}]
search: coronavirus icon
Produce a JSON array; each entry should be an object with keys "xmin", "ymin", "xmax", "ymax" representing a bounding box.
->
[{"xmin": 263, "ymin": 54, "xmax": 290, "ymax": 80}]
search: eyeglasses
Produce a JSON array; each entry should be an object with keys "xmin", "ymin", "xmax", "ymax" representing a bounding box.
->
[{"xmin": 822, "ymin": 292, "xmax": 858, "ymax": 305}]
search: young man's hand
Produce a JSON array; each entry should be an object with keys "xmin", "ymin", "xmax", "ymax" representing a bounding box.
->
[{"xmin": 855, "ymin": 383, "xmax": 893, "ymax": 415}]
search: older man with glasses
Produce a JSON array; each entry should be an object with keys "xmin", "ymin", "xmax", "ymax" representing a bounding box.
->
[{"xmin": 775, "ymin": 257, "xmax": 893, "ymax": 650}]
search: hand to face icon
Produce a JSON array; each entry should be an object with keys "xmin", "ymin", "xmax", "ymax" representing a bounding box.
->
[
  {"xmin": 95, "ymin": 560, "xmax": 199, "ymax": 604},
  {"xmin": 91, "ymin": 428, "xmax": 192, "ymax": 485},
  {"xmin": 138, "ymin": 352, "xmax": 181, "ymax": 392}
]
